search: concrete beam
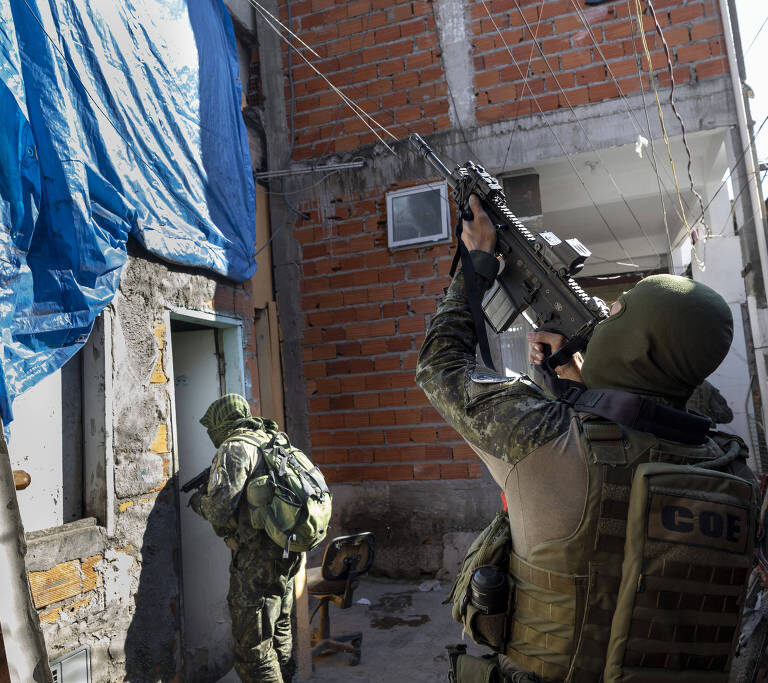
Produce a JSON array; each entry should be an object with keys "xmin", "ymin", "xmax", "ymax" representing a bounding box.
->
[
  {"xmin": 25, "ymin": 519, "xmax": 106, "ymax": 573},
  {"xmin": 435, "ymin": 0, "xmax": 476, "ymax": 136},
  {"xmin": 284, "ymin": 76, "xmax": 737, "ymax": 203},
  {"xmin": 222, "ymin": 0, "xmax": 256, "ymax": 37}
]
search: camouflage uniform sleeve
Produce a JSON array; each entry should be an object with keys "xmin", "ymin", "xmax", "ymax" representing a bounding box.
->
[
  {"xmin": 416, "ymin": 259, "xmax": 574, "ymax": 466},
  {"xmin": 199, "ymin": 440, "xmax": 259, "ymax": 530}
]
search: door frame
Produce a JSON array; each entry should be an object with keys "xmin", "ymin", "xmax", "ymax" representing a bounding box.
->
[{"xmin": 164, "ymin": 307, "xmax": 245, "ymax": 671}]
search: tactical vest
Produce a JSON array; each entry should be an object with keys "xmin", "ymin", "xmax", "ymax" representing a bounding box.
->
[{"xmin": 504, "ymin": 416, "xmax": 759, "ymax": 683}]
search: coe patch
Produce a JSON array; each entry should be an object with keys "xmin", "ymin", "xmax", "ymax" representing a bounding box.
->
[{"xmin": 647, "ymin": 492, "xmax": 749, "ymax": 554}]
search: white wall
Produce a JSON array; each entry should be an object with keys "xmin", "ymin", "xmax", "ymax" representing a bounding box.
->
[
  {"xmin": 692, "ymin": 177, "xmax": 753, "ymax": 455},
  {"xmin": 8, "ymin": 369, "xmax": 64, "ymax": 532}
]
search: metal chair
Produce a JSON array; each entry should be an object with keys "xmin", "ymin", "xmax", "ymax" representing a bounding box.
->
[{"xmin": 307, "ymin": 532, "xmax": 375, "ymax": 666}]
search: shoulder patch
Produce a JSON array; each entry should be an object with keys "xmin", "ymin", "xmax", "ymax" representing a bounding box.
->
[{"xmin": 470, "ymin": 369, "xmax": 517, "ymax": 384}]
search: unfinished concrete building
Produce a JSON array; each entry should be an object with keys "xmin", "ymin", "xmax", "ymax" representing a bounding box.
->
[
  {"xmin": 2, "ymin": 0, "xmax": 768, "ymax": 680},
  {"xmin": 253, "ymin": 0, "xmax": 768, "ymax": 576}
]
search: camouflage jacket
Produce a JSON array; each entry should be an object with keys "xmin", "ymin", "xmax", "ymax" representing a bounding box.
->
[
  {"xmin": 416, "ymin": 257, "xmax": 573, "ymax": 477},
  {"xmin": 198, "ymin": 437, "xmax": 265, "ymax": 549}
]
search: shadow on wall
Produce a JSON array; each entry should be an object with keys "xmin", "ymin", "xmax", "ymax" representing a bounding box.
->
[{"xmin": 123, "ymin": 478, "xmax": 182, "ymax": 681}]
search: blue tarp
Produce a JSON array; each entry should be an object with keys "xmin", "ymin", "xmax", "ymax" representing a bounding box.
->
[{"xmin": 0, "ymin": 0, "xmax": 256, "ymax": 423}]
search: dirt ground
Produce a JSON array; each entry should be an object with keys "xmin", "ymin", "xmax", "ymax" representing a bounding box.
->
[
  {"xmin": 307, "ymin": 577, "xmax": 485, "ymax": 682},
  {"xmin": 217, "ymin": 576, "xmax": 486, "ymax": 682}
]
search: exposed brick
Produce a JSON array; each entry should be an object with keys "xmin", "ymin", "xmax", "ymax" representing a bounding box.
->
[
  {"xmin": 676, "ymin": 42, "xmax": 711, "ymax": 63},
  {"xmin": 386, "ymin": 465, "xmax": 414, "ymax": 481},
  {"xmin": 29, "ymin": 561, "xmax": 84, "ymax": 608},
  {"xmin": 441, "ymin": 463, "xmax": 469, "ymax": 479},
  {"xmin": 289, "ymin": 2, "xmax": 730, "ymax": 487},
  {"xmin": 414, "ymin": 463, "xmax": 441, "ymax": 480}
]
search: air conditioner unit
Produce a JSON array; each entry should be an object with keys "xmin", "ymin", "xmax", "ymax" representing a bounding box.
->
[{"xmin": 50, "ymin": 645, "xmax": 90, "ymax": 683}]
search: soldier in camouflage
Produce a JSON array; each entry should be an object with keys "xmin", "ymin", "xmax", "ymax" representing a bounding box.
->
[
  {"xmin": 190, "ymin": 394, "xmax": 300, "ymax": 683},
  {"xmin": 417, "ymin": 194, "xmax": 757, "ymax": 682}
]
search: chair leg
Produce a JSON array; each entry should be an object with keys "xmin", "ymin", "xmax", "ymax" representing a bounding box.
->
[
  {"xmin": 309, "ymin": 600, "xmax": 363, "ymax": 666},
  {"xmin": 311, "ymin": 599, "xmax": 331, "ymax": 646}
]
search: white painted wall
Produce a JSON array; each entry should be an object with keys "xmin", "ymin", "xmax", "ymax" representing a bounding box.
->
[
  {"xmin": 692, "ymin": 177, "xmax": 753, "ymax": 456},
  {"xmin": 8, "ymin": 370, "xmax": 64, "ymax": 532}
]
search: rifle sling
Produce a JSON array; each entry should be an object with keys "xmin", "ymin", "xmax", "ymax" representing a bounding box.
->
[
  {"xmin": 451, "ymin": 217, "xmax": 496, "ymax": 370},
  {"xmin": 559, "ymin": 387, "xmax": 711, "ymax": 445}
]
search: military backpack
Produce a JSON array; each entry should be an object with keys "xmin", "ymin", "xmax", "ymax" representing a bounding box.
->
[{"xmin": 229, "ymin": 431, "xmax": 332, "ymax": 556}]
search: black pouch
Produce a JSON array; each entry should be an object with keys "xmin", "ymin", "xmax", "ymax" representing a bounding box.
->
[{"xmin": 446, "ymin": 512, "xmax": 514, "ymax": 650}]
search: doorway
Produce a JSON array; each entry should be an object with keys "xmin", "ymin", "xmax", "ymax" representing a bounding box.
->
[{"xmin": 168, "ymin": 311, "xmax": 244, "ymax": 681}]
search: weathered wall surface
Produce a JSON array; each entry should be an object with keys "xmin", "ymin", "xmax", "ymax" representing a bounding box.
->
[
  {"xmin": 20, "ymin": 5, "xmax": 271, "ymax": 677},
  {"xmin": 25, "ymin": 253, "xmax": 265, "ymax": 680},
  {"xmin": 29, "ymin": 258, "xmax": 267, "ymax": 680},
  {"xmin": 327, "ymin": 473, "xmax": 501, "ymax": 579}
]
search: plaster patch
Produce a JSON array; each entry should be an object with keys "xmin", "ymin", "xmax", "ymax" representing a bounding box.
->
[{"xmin": 103, "ymin": 549, "xmax": 135, "ymax": 606}]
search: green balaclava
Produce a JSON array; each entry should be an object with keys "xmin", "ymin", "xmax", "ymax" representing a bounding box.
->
[
  {"xmin": 580, "ymin": 274, "xmax": 733, "ymax": 404},
  {"xmin": 199, "ymin": 393, "xmax": 278, "ymax": 447}
]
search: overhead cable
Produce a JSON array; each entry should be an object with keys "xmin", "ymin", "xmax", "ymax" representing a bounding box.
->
[
  {"xmin": 745, "ymin": 13, "xmax": 768, "ymax": 55},
  {"xmin": 631, "ymin": 0, "xmax": 704, "ymax": 267},
  {"xmin": 479, "ymin": 0, "xmax": 639, "ymax": 267},
  {"xmin": 509, "ymin": 0, "xmax": 658, "ymax": 260},
  {"xmin": 245, "ymin": 0, "xmax": 398, "ymax": 153},
  {"xmin": 645, "ymin": 0, "xmax": 708, "ymax": 234}
]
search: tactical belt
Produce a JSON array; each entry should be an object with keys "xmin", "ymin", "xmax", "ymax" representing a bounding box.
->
[{"xmin": 559, "ymin": 386, "xmax": 711, "ymax": 445}]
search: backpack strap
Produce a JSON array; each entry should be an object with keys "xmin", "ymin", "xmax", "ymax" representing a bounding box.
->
[{"xmin": 560, "ymin": 387, "xmax": 711, "ymax": 445}]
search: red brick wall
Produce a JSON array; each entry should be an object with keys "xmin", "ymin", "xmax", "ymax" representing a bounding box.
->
[
  {"xmin": 280, "ymin": 0, "xmax": 450, "ymax": 159},
  {"xmin": 280, "ymin": 0, "xmax": 727, "ymax": 157},
  {"xmin": 296, "ymin": 190, "xmax": 484, "ymax": 483},
  {"xmin": 276, "ymin": 0, "xmax": 730, "ymax": 482},
  {"xmin": 472, "ymin": 0, "xmax": 727, "ymax": 123}
]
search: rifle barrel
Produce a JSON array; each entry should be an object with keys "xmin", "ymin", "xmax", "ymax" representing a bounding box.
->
[{"xmin": 409, "ymin": 134, "xmax": 456, "ymax": 188}]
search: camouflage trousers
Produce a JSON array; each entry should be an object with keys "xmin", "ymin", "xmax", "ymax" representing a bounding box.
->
[{"xmin": 228, "ymin": 537, "xmax": 300, "ymax": 682}]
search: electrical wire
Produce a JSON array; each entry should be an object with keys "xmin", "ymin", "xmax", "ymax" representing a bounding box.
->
[
  {"xmin": 245, "ymin": 0, "xmax": 398, "ymax": 153},
  {"xmin": 626, "ymin": 0, "xmax": 679, "ymax": 260},
  {"xmin": 686, "ymin": 113, "xmax": 768, "ymax": 233},
  {"xmin": 568, "ymin": 0, "xmax": 678, "ymax": 262},
  {"xmin": 645, "ymin": 0, "xmax": 708, "ymax": 234},
  {"xmin": 631, "ymin": 0, "xmax": 703, "ymax": 267},
  {"xmin": 745, "ymin": 13, "xmax": 768, "ymax": 55},
  {"xmin": 568, "ymin": 0, "xmax": 680, "ymax": 199},
  {"xmin": 712, "ymin": 168, "xmax": 768, "ymax": 239},
  {"xmin": 479, "ymin": 0, "xmax": 639, "ymax": 266},
  {"xmin": 500, "ymin": 0, "xmax": 547, "ymax": 174},
  {"xmin": 508, "ymin": 0, "xmax": 659, "ymax": 260}
]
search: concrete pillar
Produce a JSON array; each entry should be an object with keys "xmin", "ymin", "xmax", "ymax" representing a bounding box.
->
[
  {"xmin": 254, "ymin": 0, "xmax": 310, "ymax": 453},
  {"xmin": 725, "ymin": 127, "xmax": 768, "ymax": 469},
  {"xmin": 435, "ymin": 0, "xmax": 476, "ymax": 134}
]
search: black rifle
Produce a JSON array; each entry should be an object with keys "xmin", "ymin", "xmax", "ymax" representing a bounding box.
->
[
  {"xmin": 410, "ymin": 133, "xmax": 608, "ymax": 371},
  {"xmin": 181, "ymin": 467, "xmax": 210, "ymax": 494}
]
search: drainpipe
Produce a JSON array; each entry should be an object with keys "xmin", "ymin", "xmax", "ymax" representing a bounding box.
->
[{"xmin": 719, "ymin": 0, "xmax": 768, "ymax": 451}]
